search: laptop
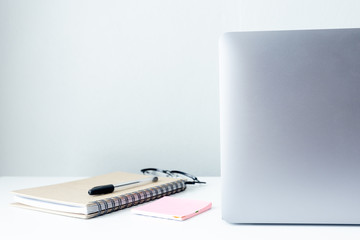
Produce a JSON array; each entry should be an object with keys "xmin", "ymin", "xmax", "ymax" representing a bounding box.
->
[{"xmin": 219, "ymin": 28, "xmax": 360, "ymax": 224}]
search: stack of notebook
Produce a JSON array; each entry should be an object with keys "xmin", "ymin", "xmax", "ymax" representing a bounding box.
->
[{"xmin": 12, "ymin": 172, "xmax": 186, "ymax": 219}]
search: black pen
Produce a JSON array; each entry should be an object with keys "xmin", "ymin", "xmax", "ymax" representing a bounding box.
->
[{"xmin": 88, "ymin": 177, "xmax": 158, "ymax": 195}]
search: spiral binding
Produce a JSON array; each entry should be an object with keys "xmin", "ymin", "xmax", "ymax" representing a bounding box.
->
[{"xmin": 90, "ymin": 179, "xmax": 186, "ymax": 218}]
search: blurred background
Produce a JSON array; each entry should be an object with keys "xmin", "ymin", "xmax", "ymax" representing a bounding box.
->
[{"xmin": 1, "ymin": 0, "xmax": 360, "ymax": 176}]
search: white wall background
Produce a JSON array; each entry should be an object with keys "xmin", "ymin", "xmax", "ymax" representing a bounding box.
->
[{"xmin": 1, "ymin": 0, "xmax": 360, "ymax": 176}]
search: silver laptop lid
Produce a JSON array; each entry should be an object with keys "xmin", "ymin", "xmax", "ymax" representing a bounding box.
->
[{"xmin": 220, "ymin": 28, "xmax": 360, "ymax": 224}]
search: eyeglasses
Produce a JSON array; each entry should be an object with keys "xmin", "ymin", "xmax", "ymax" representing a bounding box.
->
[{"xmin": 140, "ymin": 168, "xmax": 206, "ymax": 185}]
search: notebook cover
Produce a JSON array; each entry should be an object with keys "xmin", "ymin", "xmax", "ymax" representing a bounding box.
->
[
  {"xmin": 12, "ymin": 172, "xmax": 177, "ymax": 205},
  {"xmin": 132, "ymin": 196, "xmax": 212, "ymax": 220}
]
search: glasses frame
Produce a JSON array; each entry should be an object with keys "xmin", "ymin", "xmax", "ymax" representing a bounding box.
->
[{"xmin": 140, "ymin": 168, "xmax": 206, "ymax": 185}]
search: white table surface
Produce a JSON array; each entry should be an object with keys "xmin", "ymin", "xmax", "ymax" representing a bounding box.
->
[{"xmin": 2, "ymin": 176, "xmax": 360, "ymax": 239}]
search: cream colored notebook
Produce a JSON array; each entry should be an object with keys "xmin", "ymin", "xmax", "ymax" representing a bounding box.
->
[{"xmin": 12, "ymin": 172, "xmax": 186, "ymax": 219}]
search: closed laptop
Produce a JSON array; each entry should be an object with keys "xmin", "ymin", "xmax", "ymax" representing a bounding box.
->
[{"xmin": 220, "ymin": 28, "xmax": 360, "ymax": 224}]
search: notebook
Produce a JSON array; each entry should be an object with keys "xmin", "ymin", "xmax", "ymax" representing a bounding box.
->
[
  {"xmin": 132, "ymin": 196, "xmax": 212, "ymax": 221},
  {"xmin": 11, "ymin": 172, "xmax": 186, "ymax": 219}
]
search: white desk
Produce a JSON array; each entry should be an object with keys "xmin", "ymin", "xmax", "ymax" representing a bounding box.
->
[{"xmin": 2, "ymin": 176, "xmax": 360, "ymax": 239}]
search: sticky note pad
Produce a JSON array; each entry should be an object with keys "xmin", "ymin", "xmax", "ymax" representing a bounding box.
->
[{"xmin": 132, "ymin": 196, "xmax": 212, "ymax": 221}]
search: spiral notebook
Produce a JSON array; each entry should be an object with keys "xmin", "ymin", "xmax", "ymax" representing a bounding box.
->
[{"xmin": 11, "ymin": 172, "xmax": 186, "ymax": 219}]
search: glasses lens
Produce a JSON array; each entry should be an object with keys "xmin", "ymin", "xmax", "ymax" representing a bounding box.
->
[
  {"xmin": 170, "ymin": 171, "xmax": 196, "ymax": 181},
  {"xmin": 141, "ymin": 168, "xmax": 206, "ymax": 184},
  {"xmin": 170, "ymin": 170, "xmax": 206, "ymax": 184},
  {"xmin": 141, "ymin": 168, "xmax": 173, "ymax": 177}
]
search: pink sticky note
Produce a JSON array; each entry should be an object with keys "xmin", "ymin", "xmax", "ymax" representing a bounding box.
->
[{"xmin": 132, "ymin": 196, "xmax": 212, "ymax": 221}]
